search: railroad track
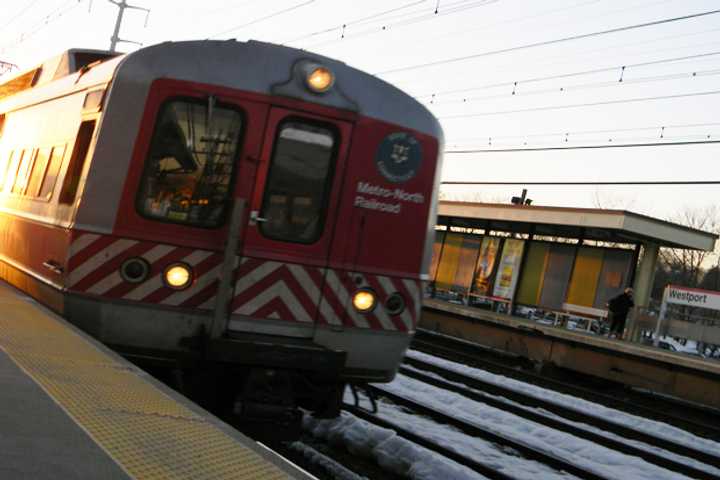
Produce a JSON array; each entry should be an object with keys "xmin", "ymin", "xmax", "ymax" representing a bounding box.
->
[
  {"xmin": 412, "ymin": 328, "xmax": 720, "ymax": 441},
  {"xmin": 355, "ymin": 383, "xmax": 611, "ymax": 480},
  {"xmin": 400, "ymin": 357, "xmax": 720, "ymax": 480}
]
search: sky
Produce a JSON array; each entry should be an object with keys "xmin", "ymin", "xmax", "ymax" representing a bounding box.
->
[{"xmin": 1, "ymin": 0, "xmax": 719, "ymax": 224}]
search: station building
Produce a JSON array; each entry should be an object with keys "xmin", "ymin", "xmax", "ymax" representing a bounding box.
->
[{"xmin": 423, "ymin": 201, "xmax": 720, "ymax": 408}]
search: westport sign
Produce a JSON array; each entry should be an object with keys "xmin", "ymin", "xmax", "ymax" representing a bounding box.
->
[
  {"xmin": 665, "ymin": 285, "xmax": 720, "ymax": 311},
  {"xmin": 652, "ymin": 285, "xmax": 720, "ymax": 347}
]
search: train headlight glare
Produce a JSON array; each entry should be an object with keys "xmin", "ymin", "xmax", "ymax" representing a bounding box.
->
[
  {"xmin": 306, "ymin": 66, "xmax": 334, "ymax": 93},
  {"xmin": 352, "ymin": 289, "xmax": 376, "ymax": 313},
  {"xmin": 164, "ymin": 263, "xmax": 193, "ymax": 290}
]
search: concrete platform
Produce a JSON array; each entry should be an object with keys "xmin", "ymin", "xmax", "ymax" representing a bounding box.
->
[
  {"xmin": 0, "ymin": 280, "xmax": 313, "ymax": 480},
  {"xmin": 422, "ymin": 298, "xmax": 720, "ymax": 410}
]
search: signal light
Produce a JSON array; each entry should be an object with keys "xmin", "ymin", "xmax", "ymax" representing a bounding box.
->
[{"xmin": 163, "ymin": 263, "xmax": 193, "ymax": 290}]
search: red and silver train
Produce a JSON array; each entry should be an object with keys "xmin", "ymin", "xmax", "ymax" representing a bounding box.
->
[{"xmin": 0, "ymin": 40, "xmax": 442, "ymax": 418}]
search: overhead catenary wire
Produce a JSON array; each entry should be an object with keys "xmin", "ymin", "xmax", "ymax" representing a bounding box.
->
[
  {"xmin": 440, "ymin": 180, "xmax": 720, "ymax": 185},
  {"xmin": 415, "ymin": 50, "xmax": 720, "ymax": 100},
  {"xmin": 1, "ymin": 0, "xmax": 43, "ymax": 31},
  {"xmin": 447, "ymin": 121, "xmax": 720, "ymax": 143},
  {"xmin": 444, "ymin": 138, "xmax": 720, "ymax": 153},
  {"xmin": 212, "ymin": 0, "xmax": 316, "ymax": 38},
  {"xmin": 376, "ymin": 8, "xmax": 720, "ymax": 75},
  {"xmin": 298, "ymin": 0, "xmax": 499, "ymax": 48},
  {"xmin": 439, "ymin": 89, "xmax": 720, "ymax": 119},
  {"xmin": 423, "ymin": 67, "xmax": 720, "ymax": 105}
]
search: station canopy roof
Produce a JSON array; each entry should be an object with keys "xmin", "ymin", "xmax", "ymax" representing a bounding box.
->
[{"xmin": 439, "ymin": 201, "xmax": 718, "ymax": 251}]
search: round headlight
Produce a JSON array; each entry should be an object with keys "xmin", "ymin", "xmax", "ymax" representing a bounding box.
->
[
  {"xmin": 305, "ymin": 66, "xmax": 334, "ymax": 93},
  {"xmin": 384, "ymin": 292, "xmax": 406, "ymax": 316},
  {"xmin": 120, "ymin": 257, "xmax": 150, "ymax": 284},
  {"xmin": 163, "ymin": 263, "xmax": 193, "ymax": 290},
  {"xmin": 352, "ymin": 289, "xmax": 377, "ymax": 313}
]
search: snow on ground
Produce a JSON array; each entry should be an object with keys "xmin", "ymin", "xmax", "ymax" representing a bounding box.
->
[
  {"xmin": 407, "ymin": 349, "xmax": 720, "ymax": 456},
  {"xmin": 402, "ymin": 362, "xmax": 720, "ymax": 477},
  {"xmin": 382, "ymin": 373, "xmax": 694, "ymax": 480},
  {"xmin": 288, "ymin": 442, "xmax": 369, "ymax": 480},
  {"xmin": 373, "ymin": 397, "xmax": 576, "ymax": 480},
  {"xmin": 303, "ymin": 411, "xmax": 490, "ymax": 480}
]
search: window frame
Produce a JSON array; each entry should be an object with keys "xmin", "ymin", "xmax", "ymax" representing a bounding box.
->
[
  {"xmin": 257, "ymin": 116, "xmax": 341, "ymax": 245},
  {"xmin": 134, "ymin": 96, "xmax": 247, "ymax": 230}
]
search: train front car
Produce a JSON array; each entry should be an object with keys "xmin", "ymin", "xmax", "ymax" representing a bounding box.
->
[{"xmin": 66, "ymin": 40, "xmax": 443, "ymax": 422}]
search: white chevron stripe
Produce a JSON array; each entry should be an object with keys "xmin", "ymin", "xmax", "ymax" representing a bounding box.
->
[
  {"xmin": 69, "ymin": 233, "xmax": 101, "ymax": 257},
  {"xmin": 288, "ymin": 264, "xmax": 340, "ymax": 325},
  {"xmin": 378, "ymin": 275, "xmax": 412, "ymax": 331},
  {"xmin": 402, "ymin": 278, "xmax": 422, "ymax": 320},
  {"xmin": 232, "ymin": 261, "xmax": 283, "ymax": 296},
  {"xmin": 85, "ymin": 244, "xmax": 176, "ymax": 295},
  {"xmin": 234, "ymin": 279, "xmax": 313, "ymax": 323},
  {"xmin": 325, "ymin": 270, "xmax": 369, "ymax": 329},
  {"xmin": 69, "ymin": 239, "xmax": 139, "ymax": 286}
]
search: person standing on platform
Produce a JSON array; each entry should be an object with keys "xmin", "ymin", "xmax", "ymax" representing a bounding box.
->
[{"xmin": 606, "ymin": 288, "xmax": 634, "ymax": 339}]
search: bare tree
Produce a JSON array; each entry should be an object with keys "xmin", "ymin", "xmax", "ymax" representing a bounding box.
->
[
  {"xmin": 658, "ymin": 206, "xmax": 720, "ymax": 288},
  {"xmin": 591, "ymin": 190, "xmax": 637, "ymax": 211}
]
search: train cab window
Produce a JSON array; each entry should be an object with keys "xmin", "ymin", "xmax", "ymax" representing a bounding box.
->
[
  {"xmin": 26, "ymin": 147, "xmax": 51, "ymax": 197},
  {"xmin": 137, "ymin": 99, "xmax": 243, "ymax": 228},
  {"xmin": 258, "ymin": 120, "xmax": 337, "ymax": 244},
  {"xmin": 39, "ymin": 145, "xmax": 66, "ymax": 199}
]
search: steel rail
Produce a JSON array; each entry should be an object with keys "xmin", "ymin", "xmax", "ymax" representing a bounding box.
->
[
  {"xmin": 366, "ymin": 384, "xmax": 610, "ymax": 480},
  {"xmin": 411, "ymin": 332, "xmax": 720, "ymax": 440},
  {"xmin": 344, "ymin": 405, "xmax": 515, "ymax": 480},
  {"xmin": 400, "ymin": 363, "xmax": 719, "ymax": 480}
]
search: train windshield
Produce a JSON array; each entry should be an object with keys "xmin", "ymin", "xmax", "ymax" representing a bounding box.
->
[
  {"xmin": 137, "ymin": 98, "xmax": 243, "ymax": 228},
  {"xmin": 259, "ymin": 120, "xmax": 337, "ymax": 244}
]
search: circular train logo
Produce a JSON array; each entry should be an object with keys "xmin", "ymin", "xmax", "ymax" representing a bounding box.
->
[{"xmin": 375, "ymin": 132, "xmax": 422, "ymax": 183}]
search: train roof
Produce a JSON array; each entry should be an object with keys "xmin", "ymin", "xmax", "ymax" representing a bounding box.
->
[
  {"xmin": 1, "ymin": 40, "xmax": 443, "ymax": 139},
  {"xmin": 0, "ymin": 49, "xmax": 119, "ymax": 102}
]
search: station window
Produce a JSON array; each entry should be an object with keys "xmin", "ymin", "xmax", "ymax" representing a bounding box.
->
[
  {"xmin": 258, "ymin": 120, "xmax": 337, "ymax": 244},
  {"xmin": 136, "ymin": 98, "xmax": 244, "ymax": 228},
  {"xmin": 39, "ymin": 145, "xmax": 66, "ymax": 199},
  {"xmin": 26, "ymin": 147, "xmax": 51, "ymax": 197}
]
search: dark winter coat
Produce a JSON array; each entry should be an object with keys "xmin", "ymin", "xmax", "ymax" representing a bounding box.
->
[{"xmin": 608, "ymin": 292, "xmax": 634, "ymax": 318}]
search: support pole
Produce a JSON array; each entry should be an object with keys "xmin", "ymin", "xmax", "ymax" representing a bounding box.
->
[
  {"xmin": 210, "ymin": 198, "xmax": 246, "ymax": 340},
  {"xmin": 630, "ymin": 242, "xmax": 659, "ymax": 341},
  {"xmin": 108, "ymin": 0, "xmax": 150, "ymax": 52}
]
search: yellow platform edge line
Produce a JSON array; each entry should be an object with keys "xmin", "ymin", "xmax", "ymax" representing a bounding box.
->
[{"xmin": 0, "ymin": 290, "xmax": 290, "ymax": 480}]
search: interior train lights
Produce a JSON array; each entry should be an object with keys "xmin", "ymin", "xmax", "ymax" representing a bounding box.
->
[
  {"xmin": 163, "ymin": 263, "xmax": 193, "ymax": 290},
  {"xmin": 352, "ymin": 289, "xmax": 376, "ymax": 313},
  {"xmin": 303, "ymin": 63, "xmax": 335, "ymax": 93}
]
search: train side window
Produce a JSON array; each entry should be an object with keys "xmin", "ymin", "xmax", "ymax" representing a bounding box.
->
[
  {"xmin": 59, "ymin": 120, "xmax": 96, "ymax": 205},
  {"xmin": 0, "ymin": 150, "xmax": 12, "ymax": 191},
  {"xmin": 11, "ymin": 149, "xmax": 33, "ymax": 195},
  {"xmin": 258, "ymin": 120, "xmax": 337, "ymax": 244},
  {"xmin": 136, "ymin": 98, "xmax": 244, "ymax": 228},
  {"xmin": 26, "ymin": 147, "xmax": 51, "ymax": 198},
  {"xmin": 3, "ymin": 150, "xmax": 21, "ymax": 192},
  {"xmin": 39, "ymin": 145, "xmax": 66, "ymax": 199}
]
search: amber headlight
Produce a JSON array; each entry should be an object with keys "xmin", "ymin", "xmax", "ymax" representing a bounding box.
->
[
  {"xmin": 352, "ymin": 289, "xmax": 377, "ymax": 313},
  {"xmin": 305, "ymin": 65, "xmax": 334, "ymax": 93},
  {"xmin": 163, "ymin": 263, "xmax": 193, "ymax": 290}
]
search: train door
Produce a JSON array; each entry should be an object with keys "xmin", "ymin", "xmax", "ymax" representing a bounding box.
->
[{"xmin": 228, "ymin": 107, "xmax": 352, "ymax": 338}]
